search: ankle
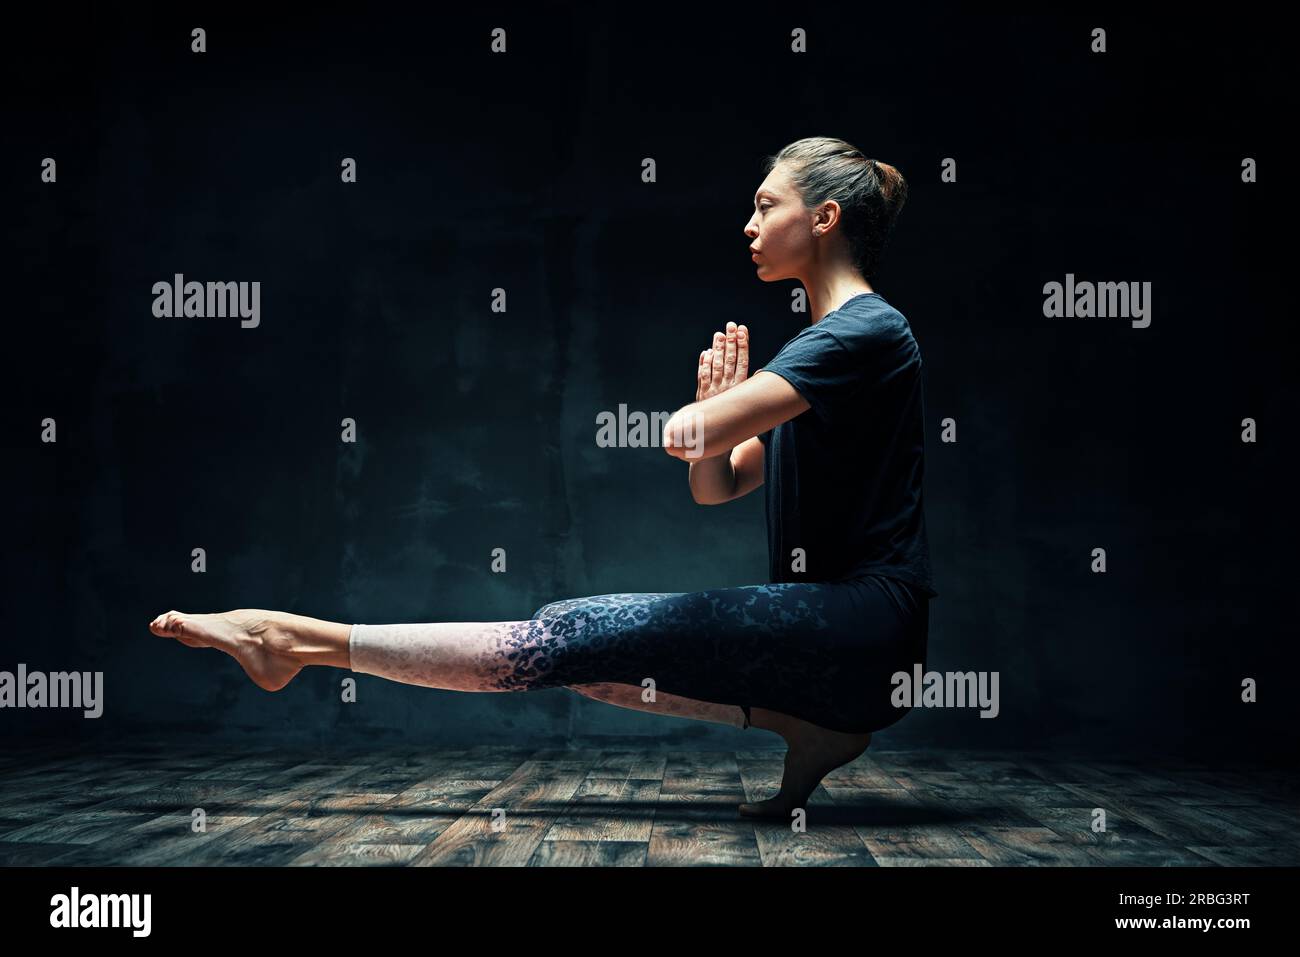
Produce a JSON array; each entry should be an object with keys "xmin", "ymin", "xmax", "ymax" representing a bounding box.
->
[
  {"xmin": 238, "ymin": 610, "xmax": 300, "ymax": 663},
  {"xmin": 259, "ymin": 612, "xmax": 352, "ymax": 669}
]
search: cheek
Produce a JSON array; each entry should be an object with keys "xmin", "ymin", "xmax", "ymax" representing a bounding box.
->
[{"xmin": 766, "ymin": 218, "xmax": 802, "ymax": 254}]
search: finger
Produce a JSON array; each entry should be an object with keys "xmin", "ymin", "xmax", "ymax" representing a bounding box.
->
[
  {"xmin": 697, "ymin": 349, "xmax": 711, "ymax": 398},
  {"xmin": 735, "ymin": 324, "xmax": 749, "ymax": 380},
  {"xmin": 711, "ymin": 331, "xmax": 725, "ymax": 385},
  {"xmin": 723, "ymin": 321, "xmax": 738, "ymax": 381}
]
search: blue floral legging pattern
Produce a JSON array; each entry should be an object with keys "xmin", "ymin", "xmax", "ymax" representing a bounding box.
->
[{"xmin": 349, "ymin": 574, "xmax": 929, "ymax": 735}]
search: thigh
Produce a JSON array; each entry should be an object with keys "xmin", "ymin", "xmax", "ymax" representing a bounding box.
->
[
  {"xmin": 517, "ymin": 578, "xmax": 926, "ymax": 733},
  {"xmin": 531, "ymin": 593, "xmax": 679, "ymax": 621}
]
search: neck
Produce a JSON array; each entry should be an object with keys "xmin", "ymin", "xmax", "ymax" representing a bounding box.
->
[{"xmin": 804, "ymin": 273, "xmax": 875, "ymax": 324}]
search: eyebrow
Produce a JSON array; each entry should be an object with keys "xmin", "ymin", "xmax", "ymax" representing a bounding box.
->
[{"xmin": 753, "ymin": 189, "xmax": 776, "ymax": 205}]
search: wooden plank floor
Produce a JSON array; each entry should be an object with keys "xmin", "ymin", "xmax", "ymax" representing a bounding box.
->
[{"xmin": 0, "ymin": 743, "xmax": 1295, "ymax": 866}]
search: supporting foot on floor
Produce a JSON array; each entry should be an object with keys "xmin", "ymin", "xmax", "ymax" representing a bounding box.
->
[{"xmin": 738, "ymin": 711, "xmax": 872, "ymax": 819}]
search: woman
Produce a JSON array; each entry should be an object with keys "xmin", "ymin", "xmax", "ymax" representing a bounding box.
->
[{"xmin": 149, "ymin": 136, "xmax": 937, "ymax": 819}]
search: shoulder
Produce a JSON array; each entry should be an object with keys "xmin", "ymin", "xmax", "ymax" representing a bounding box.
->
[
  {"xmin": 764, "ymin": 294, "xmax": 918, "ymax": 370},
  {"xmin": 820, "ymin": 295, "xmax": 915, "ymax": 353}
]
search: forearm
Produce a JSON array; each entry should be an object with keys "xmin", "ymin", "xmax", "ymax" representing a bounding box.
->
[
  {"xmin": 662, "ymin": 375, "xmax": 804, "ymax": 463},
  {"xmin": 687, "ymin": 453, "xmax": 736, "ymax": 505}
]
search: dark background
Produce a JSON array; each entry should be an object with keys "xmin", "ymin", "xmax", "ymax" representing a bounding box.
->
[{"xmin": 3, "ymin": 4, "xmax": 1293, "ymax": 760}]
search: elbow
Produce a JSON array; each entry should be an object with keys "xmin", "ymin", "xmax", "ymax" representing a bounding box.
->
[
  {"xmin": 661, "ymin": 417, "xmax": 686, "ymax": 460},
  {"xmin": 661, "ymin": 416, "xmax": 678, "ymax": 458},
  {"xmin": 663, "ymin": 407, "xmax": 707, "ymax": 460}
]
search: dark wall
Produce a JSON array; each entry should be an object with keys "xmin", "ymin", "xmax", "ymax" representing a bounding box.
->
[{"xmin": 4, "ymin": 5, "xmax": 1293, "ymax": 759}]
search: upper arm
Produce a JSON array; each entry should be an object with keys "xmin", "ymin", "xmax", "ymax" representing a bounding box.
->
[
  {"xmin": 662, "ymin": 369, "xmax": 810, "ymax": 461},
  {"xmin": 721, "ymin": 435, "xmax": 765, "ymax": 503}
]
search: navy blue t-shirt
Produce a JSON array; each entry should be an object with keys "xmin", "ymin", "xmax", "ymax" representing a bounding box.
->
[{"xmin": 756, "ymin": 292, "xmax": 938, "ymax": 599}]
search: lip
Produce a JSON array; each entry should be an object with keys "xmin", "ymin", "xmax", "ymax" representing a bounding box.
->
[{"xmin": 750, "ymin": 252, "xmax": 761, "ymax": 260}]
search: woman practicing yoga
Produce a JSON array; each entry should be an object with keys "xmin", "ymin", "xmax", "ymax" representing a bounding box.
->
[{"xmin": 149, "ymin": 136, "xmax": 938, "ymax": 819}]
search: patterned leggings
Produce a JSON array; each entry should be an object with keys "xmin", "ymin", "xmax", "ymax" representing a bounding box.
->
[{"xmin": 349, "ymin": 574, "xmax": 929, "ymax": 734}]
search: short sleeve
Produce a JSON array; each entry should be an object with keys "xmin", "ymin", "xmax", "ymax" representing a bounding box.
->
[{"xmin": 758, "ymin": 325, "xmax": 868, "ymax": 427}]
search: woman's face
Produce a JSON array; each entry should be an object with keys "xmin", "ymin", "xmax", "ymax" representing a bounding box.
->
[{"xmin": 744, "ymin": 162, "xmax": 815, "ymax": 282}]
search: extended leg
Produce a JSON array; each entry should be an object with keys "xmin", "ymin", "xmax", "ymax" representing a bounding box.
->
[
  {"xmin": 530, "ymin": 596, "xmax": 748, "ymax": 730},
  {"xmin": 150, "ymin": 582, "xmax": 914, "ymax": 731},
  {"xmin": 148, "ymin": 608, "xmax": 585, "ymax": 693},
  {"xmin": 148, "ymin": 604, "xmax": 749, "ymax": 727}
]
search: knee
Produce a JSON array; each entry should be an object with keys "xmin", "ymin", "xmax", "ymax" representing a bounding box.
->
[{"xmin": 532, "ymin": 600, "xmax": 564, "ymax": 620}]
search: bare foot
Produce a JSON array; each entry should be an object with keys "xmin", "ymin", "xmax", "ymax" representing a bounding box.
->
[
  {"xmin": 738, "ymin": 717, "xmax": 872, "ymax": 819},
  {"xmin": 149, "ymin": 609, "xmax": 302, "ymax": 692}
]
